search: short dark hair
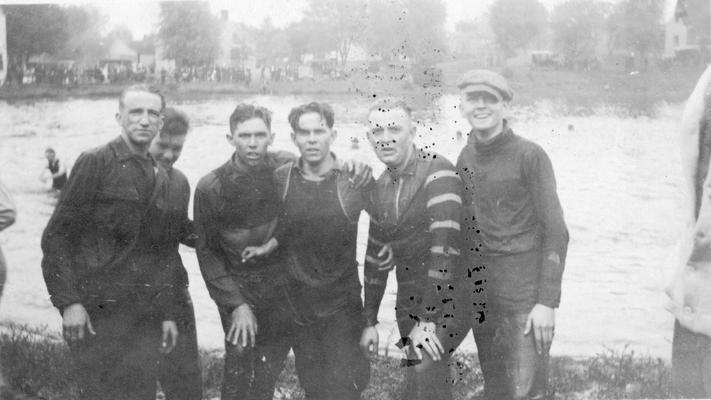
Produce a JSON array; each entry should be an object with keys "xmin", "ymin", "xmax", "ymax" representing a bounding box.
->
[
  {"xmin": 367, "ymin": 97, "xmax": 413, "ymax": 117},
  {"xmin": 119, "ymin": 84, "xmax": 166, "ymax": 111},
  {"xmin": 288, "ymin": 102, "xmax": 335, "ymax": 132},
  {"xmin": 161, "ymin": 107, "xmax": 190, "ymax": 137},
  {"xmin": 229, "ymin": 103, "xmax": 273, "ymax": 133},
  {"xmin": 45, "ymin": 147, "xmax": 55, "ymax": 154}
]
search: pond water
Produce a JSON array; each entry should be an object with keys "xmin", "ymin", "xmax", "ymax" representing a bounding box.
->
[{"xmin": 0, "ymin": 94, "xmax": 684, "ymax": 358}]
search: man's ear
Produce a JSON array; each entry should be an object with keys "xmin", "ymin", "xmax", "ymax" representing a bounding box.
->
[
  {"xmin": 290, "ymin": 131, "xmax": 296, "ymax": 145},
  {"xmin": 115, "ymin": 112, "xmax": 121, "ymax": 125},
  {"xmin": 331, "ymin": 129, "xmax": 338, "ymax": 141},
  {"xmin": 225, "ymin": 133, "xmax": 235, "ymax": 146},
  {"xmin": 268, "ymin": 131, "xmax": 275, "ymax": 146}
]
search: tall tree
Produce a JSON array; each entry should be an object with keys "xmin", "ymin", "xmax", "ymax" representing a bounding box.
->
[
  {"xmin": 551, "ymin": 0, "xmax": 608, "ymax": 68},
  {"xmin": 489, "ymin": 0, "xmax": 547, "ymax": 57},
  {"xmin": 5, "ymin": 4, "xmax": 68, "ymax": 64},
  {"xmin": 60, "ymin": 5, "xmax": 106, "ymax": 63},
  {"xmin": 158, "ymin": 1, "xmax": 220, "ymax": 67},
  {"xmin": 304, "ymin": 0, "xmax": 367, "ymax": 67},
  {"xmin": 608, "ymin": 0, "xmax": 664, "ymax": 68}
]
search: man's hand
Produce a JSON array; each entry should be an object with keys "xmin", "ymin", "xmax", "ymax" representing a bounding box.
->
[
  {"xmin": 227, "ymin": 304, "xmax": 258, "ymax": 348},
  {"xmin": 161, "ymin": 320, "xmax": 179, "ymax": 354},
  {"xmin": 341, "ymin": 159, "xmax": 372, "ymax": 189},
  {"xmin": 408, "ymin": 321, "xmax": 444, "ymax": 362},
  {"xmin": 524, "ymin": 304, "xmax": 555, "ymax": 354},
  {"xmin": 62, "ymin": 303, "xmax": 95, "ymax": 345},
  {"xmin": 360, "ymin": 326, "xmax": 379, "ymax": 357},
  {"xmin": 242, "ymin": 238, "xmax": 278, "ymax": 263},
  {"xmin": 377, "ymin": 243, "xmax": 395, "ymax": 271}
]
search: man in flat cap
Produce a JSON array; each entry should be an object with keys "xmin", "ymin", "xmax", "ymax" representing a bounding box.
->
[{"xmin": 455, "ymin": 70, "xmax": 569, "ymax": 400}]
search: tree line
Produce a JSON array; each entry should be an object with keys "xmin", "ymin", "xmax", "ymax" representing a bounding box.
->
[
  {"xmin": 487, "ymin": 0, "xmax": 709, "ymax": 68},
  {"xmin": 3, "ymin": 0, "xmax": 706, "ymax": 76}
]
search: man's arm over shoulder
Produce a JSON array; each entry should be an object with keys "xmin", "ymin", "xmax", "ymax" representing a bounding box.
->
[
  {"xmin": 41, "ymin": 151, "xmax": 103, "ymax": 310},
  {"xmin": 270, "ymin": 162, "xmax": 293, "ymax": 247},
  {"xmin": 172, "ymin": 168, "xmax": 197, "ymax": 248},
  {"xmin": 523, "ymin": 144, "xmax": 569, "ymax": 308},
  {"xmin": 0, "ymin": 179, "xmax": 16, "ymax": 232},
  {"xmin": 194, "ymin": 173, "xmax": 246, "ymax": 310},
  {"xmin": 420, "ymin": 156, "xmax": 464, "ymax": 322}
]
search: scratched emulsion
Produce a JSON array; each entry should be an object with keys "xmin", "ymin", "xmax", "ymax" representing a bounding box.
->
[{"xmin": 0, "ymin": 96, "xmax": 682, "ymax": 358}]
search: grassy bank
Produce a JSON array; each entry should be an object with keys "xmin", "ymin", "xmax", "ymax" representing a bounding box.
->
[
  {"xmin": 0, "ymin": 62, "xmax": 706, "ymax": 116},
  {"xmin": 0, "ymin": 324, "xmax": 670, "ymax": 400}
]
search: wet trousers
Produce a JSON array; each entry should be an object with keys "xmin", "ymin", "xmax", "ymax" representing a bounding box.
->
[
  {"xmin": 158, "ymin": 289, "xmax": 202, "ymax": 400},
  {"xmin": 71, "ymin": 304, "xmax": 162, "ymax": 400}
]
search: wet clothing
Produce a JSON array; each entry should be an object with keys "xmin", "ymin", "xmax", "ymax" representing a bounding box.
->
[
  {"xmin": 72, "ymin": 302, "xmax": 163, "ymax": 400},
  {"xmin": 364, "ymin": 148, "xmax": 464, "ymax": 327},
  {"xmin": 217, "ymin": 303, "xmax": 292, "ymax": 400},
  {"xmin": 159, "ymin": 288, "xmax": 202, "ymax": 400},
  {"xmin": 363, "ymin": 149, "xmax": 465, "ymax": 400},
  {"xmin": 41, "ymin": 136, "xmax": 182, "ymax": 400},
  {"xmin": 48, "ymin": 158, "xmax": 67, "ymax": 190},
  {"xmin": 194, "ymin": 151, "xmax": 296, "ymax": 310},
  {"xmin": 273, "ymin": 158, "xmax": 372, "ymax": 323},
  {"xmin": 273, "ymin": 157, "xmax": 372, "ymax": 399},
  {"xmin": 457, "ymin": 125, "xmax": 568, "ymax": 312},
  {"xmin": 194, "ymin": 150, "xmax": 296, "ymax": 400},
  {"xmin": 457, "ymin": 125, "xmax": 567, "ymax": 400},
  {"xmin": 156, "ymin": 168, "xmax": 201, "ymax": 400},
  {"xmin": 291, "ymin": 300, "xmax": 370, "ymax": 400},
  {"xmin": 41, "ymin": 135, "xmax": 180, "ymax": 318}
]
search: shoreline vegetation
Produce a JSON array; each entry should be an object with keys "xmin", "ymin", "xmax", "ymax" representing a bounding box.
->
[
  {"xmin": 0, "ymin": 62, "xmax": 706, "ymax": 116},
  {"xmin": 1, "ymin": 323, "xmax": 669, "ymax": 400}
]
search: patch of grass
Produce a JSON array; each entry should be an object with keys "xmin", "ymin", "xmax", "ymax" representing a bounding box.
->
[{"xmin": 0, "ymin": 324, "xmax": 672, "ymax": 400}]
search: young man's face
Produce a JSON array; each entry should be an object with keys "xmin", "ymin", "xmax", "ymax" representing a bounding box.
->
[
  {"xmin": 228, "ymin": 117, "xmax": 274, "ymax": 167},
  {"xmin": 116, "ymin": 90, "xmax": 164, "ymax": 148},
  {"xmin": 459, "ymin": 88, "xmax": 506, "ymax": 136},
  {"xmin": 291, "ymin": 112, "xmax": 336, "ymax": 166},
  {"xmin": 45, "ymin": 151, "xmax": 56, "ymax": 161},
  {"xmin": 150, "ymin": 133, "xmax": 187, "ymax": 171},
  {"xmin": 367, "ymin": 107, "xmax": 415, "ymax": 170}
]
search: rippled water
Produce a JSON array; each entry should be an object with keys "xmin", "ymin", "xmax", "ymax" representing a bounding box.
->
[{"xmin": 0, "ymin": 95, "xmax": 684, "ymax": 358}]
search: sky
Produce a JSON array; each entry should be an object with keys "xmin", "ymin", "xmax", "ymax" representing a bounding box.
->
[{"xmin": 0, "ymin": 0, "xmax": 677, "ymax": 39}]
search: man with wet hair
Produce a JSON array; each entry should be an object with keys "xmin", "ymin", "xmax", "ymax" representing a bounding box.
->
[
  {"xmin": 149, "ymin": 107, "xmax": 202, "ymax": 400},
  {"xmin": 195, "ymin": 102, "xmax": 372, "ymax": 399},
  {"xmin": 41, "ymin": 84, "xmax": 179, "ymax": 400},
  {"xmin": 266, "ymin": 101, "xmax": 373, "ymax": 400},
  {"xmin": 360, "ymin": 97, "xmax": 465, "ymax": 400},
  {"xmin": 194, "ymin": 103, "xmax": 296, "ymax": 400},
  {"xmin": 456, "ymin": 70, "xmax": 568, "ymax": 400}
]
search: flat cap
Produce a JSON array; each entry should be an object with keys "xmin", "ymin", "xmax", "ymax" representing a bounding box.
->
[{"xmin": 456, "ymin": 69, "xmax": 513, "ymax": 102}]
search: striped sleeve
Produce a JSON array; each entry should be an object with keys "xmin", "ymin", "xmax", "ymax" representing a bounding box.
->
[
  {"xmin": 363, "ymin": 217, "xmax": 391, "ymax": 327},
  {"xmin": 420, "ymin": 161, "xmax": 463, "ymax": 323}
]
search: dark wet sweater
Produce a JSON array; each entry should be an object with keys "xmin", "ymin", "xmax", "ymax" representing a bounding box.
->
[{"xmin": 457, "ymin": 126, "xmax": 568, "ymax": 309}]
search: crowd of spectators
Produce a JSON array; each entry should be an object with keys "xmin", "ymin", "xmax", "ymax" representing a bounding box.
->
[{"xmin": 3, "ymin": 62, "xmax": 310, "ymax": 88}]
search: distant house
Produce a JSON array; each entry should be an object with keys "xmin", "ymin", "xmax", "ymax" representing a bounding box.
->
[
  {"xmin": 216, "ymin": 10, "xmax": 256, "ymax": 69},
  {"xmin": 664, "ymin": 0, "xmax": 711, "ymax": 60},
  {"xmin": 0, "ymin": 6, "xmax": 7, "ymax": 85}
]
